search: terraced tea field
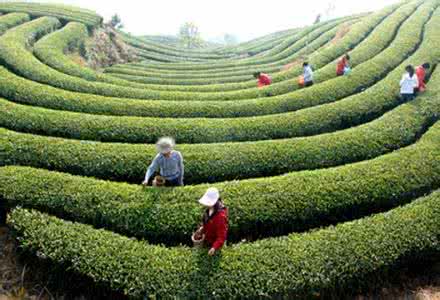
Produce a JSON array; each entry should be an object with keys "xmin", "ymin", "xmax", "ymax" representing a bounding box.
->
[{"xmin": 1, "ymin": 0, "xmax": 440, "ymax": 298}]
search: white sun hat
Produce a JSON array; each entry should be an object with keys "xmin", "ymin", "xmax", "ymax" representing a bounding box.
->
[
  {"xmin": 156, "ymin": 137, "xmax": 175, "ymax": 154},
  {"xmin": 198, "ymin": 187, "xmax": 220, "ymax": 207}
]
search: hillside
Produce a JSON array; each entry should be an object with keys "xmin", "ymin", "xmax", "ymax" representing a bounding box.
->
[{"xmin": 0, "ymin": 0, "xmax": 440, "ymax": 298}]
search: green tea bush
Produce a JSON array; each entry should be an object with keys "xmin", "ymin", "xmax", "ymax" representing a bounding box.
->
[
  {"xmin": 119, "ymin": 17, "xmax": 350, "ymax": 74},
  {"xmin": 36, "ymin": 21, "xmax": 341, "ymax": 91},
  {"xmin": 2, "ymin": 120, "xmax": 440, "ymax": 242},
  {"xmin": 0, "ymin": 12, "xmax": 30, "ymax": 35},
  {"xmin": 2, "ymin": 80, "xmax": 439, "ymax": 184},
  {"xmin": 8, "ymin": 189, "xmax": 440, "ymax": 298},
  {"xmin": 0, "ymin": 1, "xmax": 431, "ymax": 121},
  {"xmin": 0, "ymin": 2, "xmax": 102, "ymax": 27},
  {"xmin": 1, "ymin": 5, "xmax": 439, "ymax": 144},
  {"xmin": 106, "ymin": 2, "xmax": 413, "ymax": 91}
]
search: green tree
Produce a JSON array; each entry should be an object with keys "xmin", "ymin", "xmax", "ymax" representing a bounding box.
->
[
  {"xmin": 178, "ymin": 22, "xmax": 204, "ymax": 49},
  {"xmin": 109, "ymin": 14, "xmax": 123, "ymax": 29},
  {"xmin": 224, "ymin": 33, "xmax": 238, "ymax": 45}
]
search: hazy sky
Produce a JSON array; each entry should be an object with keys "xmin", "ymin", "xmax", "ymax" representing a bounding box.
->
[{"xmin": 21, "ymin": 0, "xmax": 400, "ymax": 41}]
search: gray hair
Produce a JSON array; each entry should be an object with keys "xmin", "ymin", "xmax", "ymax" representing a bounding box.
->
[{"xmin": 156, "ymin": 137, "xmax": 175, "ymax": 153}]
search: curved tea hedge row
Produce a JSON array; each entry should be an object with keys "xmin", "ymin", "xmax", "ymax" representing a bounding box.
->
[
  {"xmin": 37, "ymin": 20, "xmax": 342, "ymax": 91},
  {"xmin": 107, "ymin": 23, "xmax": 344, "ymax": 86},
  {"xmin": 0, "ymin": 1, "xmax": 433, "ymax": 129},
  {"xmin": 2, "ymin": 120, "xmax": 440, "ymax": 242},
  {"xmin": 8, "ymin": 189, "xmax": 440, "ymax": 298},
  {"xmin": 132, "ymin": 45, "xmax": 211, "ymax": 63},
  {"xmin": 35, "ymin": 20, "xmax": 339, "ymax": 87},
  {"xmin": 123, "ymin": 5, "xmax": 396, "ymax": 72},
  {"xmin": 133, "ymin": 26, "xmax": 300, "ymax": 60},
  {"xmin": 0, "ymin": 17, "xmax": 333, "ymax": 101},
  {"xmin": 0, "ymin": 2, "xmax": 102, "ymax": 28},
  {"xmin": 121, "ymin": 25, "xmax": 302, "ymax": 59},
  {"xmin": 1, "ymin": 6, "xmax": 438, "ymax": 144},
  {"xmin": 0, "ymin": 13, "xmax": 30, "ymax": 35},
  {"xmin": 120, "ymin": 32, "xmax": 238, "ymax": 60},
  {"xmin": 105, "ymin": 2, "xmax": 416, "ymax": 92},
  {"xmin": 108, "ymin": 7, "xmax": 394, "ymax": 86},
  {"xmin": 109, "ymin": 17, "xmax": 351, "ymax": 84},
  {"xmin": 135, "ymin": 18, "xmax": 345, "ymax": 68},
  {"xmin": 0, "ymin": 17, "xmax": 363, "ymax": 102},
  {"xmin": 40, "ymin": 20, "xmax": 342, "ymax": 91},
  {"xmin": 209, "ymin": 26, "xmax": 318, "ymax": 56},
  {"xmin": 215, "ymin": 27, "xmax": 299, "ymax": 56},
  {"xmin": 1, "ymin": 1, "xmax": 440, "ymax": 298},
  {"xmin": 2, "ymin": 78, "xmax": 439, "ymax": 184},
  {"xmin": 100, "ymin": 2, "xmax": 420, "ymax": 102}
]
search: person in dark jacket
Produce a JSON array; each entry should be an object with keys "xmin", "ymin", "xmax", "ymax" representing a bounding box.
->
[
  {"xmin": 195, "ymin": 187, "xmax": 228, "ymax": 256},
  {"xmin": 303, "ymin": 62, "xmax": 314, "ymax": 87}
]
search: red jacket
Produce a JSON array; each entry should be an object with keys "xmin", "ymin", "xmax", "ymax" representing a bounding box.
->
[
  {"xmin": 336, "ymin": 57, "xmax": 348, "ymax": 76},
  {"xmin": 257, "ymin": 73, "xmax": 272, "ymax": 87},
  {"xmin": 202, "ymin": 208, "xmax": 228, "ymax": 250},
  {"xmin": 416, "ymin": 65, "xmax": 426, "ymax": 90}
]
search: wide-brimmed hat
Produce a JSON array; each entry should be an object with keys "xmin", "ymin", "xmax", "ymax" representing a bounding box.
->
[
  {"xmin": 198, "ymin": 187, "xmax": 220, "ymax": 207},
  {"xmin": 156, "ymin": 137, "xmax": 175, "ymax": 154}
]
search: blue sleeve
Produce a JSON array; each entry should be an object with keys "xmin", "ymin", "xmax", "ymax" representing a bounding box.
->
[
  {"xmin": 144, "ymin": 155, "xmax": 160, "ymax": 183},
  {"xmin": 178, "ymin": 152, "xmax": 184, "ymax": 185}
]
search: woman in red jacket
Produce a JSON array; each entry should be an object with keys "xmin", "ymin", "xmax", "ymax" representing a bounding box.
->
[
  {"xmin": 336, "ymin": 54, "xmax": 350, "ymax": 76},
  {"xmin": 253, "ymin": 71, "xmax": 272, "ymax": 88},
  {"xmin": 195, "ymin": 187, "xmax": 228, "ymax": 256},
  {"xmin": 415, "ymin": 62, "xmax": 431, "ymax": 93}
]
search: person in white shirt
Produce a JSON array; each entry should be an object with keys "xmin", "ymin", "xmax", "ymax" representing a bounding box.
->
[
  {"xmin": 303, "ymin": 62, "xmax": 314, "ymax": 87},
  {"xmin": 400, "ymin": 65, "xmax": 419, "ymax": 102},
  {"xmin": 142, "ymin": 137, "xmax": 184, "ymax": 187}
]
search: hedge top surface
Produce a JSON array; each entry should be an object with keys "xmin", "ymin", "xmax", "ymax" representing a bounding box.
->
[
  {"xmin": 2, "ymin": 118, "xmax": 440, "ymax": 243},
  {"xmin": 104, "ymin": 19, "xmax": 350, "ymax": 88},
  {"xmin": 102, "ymin": 2, "xmax": 416, "ymax": 92},
  {"xmin": 1, "ymin": 1, "xmax": 438, "ymax": 144},
  {"xmin": 0, "ymin": 2, "xmax": 102, "ymax": 27},
  {"xmin": 2, "ymin": 0, "xmax": 428, "ymax": 114},
  {"xmin": 39, "ymin": 19, "xmax": 346, "ymax": 93},
  {"xmin": 0, "ymin": 0, "xmax": 431, "ymax": 123},
  {"xmin": 3, "ymin": 16, "xmax": 355, "ymax": 102},
  {"xmin": 121, "ymin": 2, "xmax": 399, "ymax": 71},
  {"xmin": 2, "ymin": 73, "xmax": 439, "ymax": 185},
  {"xmin": 0, "ymin": 12, "xmax": 30, "ymax": 34}
]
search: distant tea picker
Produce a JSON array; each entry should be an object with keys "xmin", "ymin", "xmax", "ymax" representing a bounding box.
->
[
  {"xmin": 142, "ymin": 137, "xmax": 184, "ymax": 187},
  {"xmin": 399, "ymin": 65, "xmax": 419, "ymax": 103},
  {"xmin": 254, "ymin": 71, "xmax": 272, "ymax": 87},
  {"xmin": 336, "ymin": 54, "xmax": 351, "ymax": 76},
  {"xmin": 415, "ymin": 62, "xmax": 431, "ymax": 93}
]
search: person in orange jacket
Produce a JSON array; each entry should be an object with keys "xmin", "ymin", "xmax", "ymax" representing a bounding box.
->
[
  {"xmin": 415, "ymin": 62, "xmax": 430, "ymax": 93},
  {"xmin": 193, "ymin": 188, "xmax": 228, "ymax": 256},
  {"xmin": 336, "ymin": 54, "xmax": 350, "ymax": 76},
  {"xmin": 254, "ymin": 71, "xmax": 272, "ymax": 87}
]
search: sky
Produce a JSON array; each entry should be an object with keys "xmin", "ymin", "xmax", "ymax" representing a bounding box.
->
[{"xmin": 17, "ymin": 0, "xmax": 400, "ymax": 41}]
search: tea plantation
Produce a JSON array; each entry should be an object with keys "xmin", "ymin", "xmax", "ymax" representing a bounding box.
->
[{"xmin": 1, "ymin": 0, "xmax": 440, "ymax": 298}]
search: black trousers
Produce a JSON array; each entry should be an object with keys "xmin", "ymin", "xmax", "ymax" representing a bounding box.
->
[
  {"xmin": 149, "ymin": 176, "xmax": 182, "ymax": 187},
  {"xmin": 304, "ymin": 81, "xmax": 314, "ymax": 87},
  {"xmin": 165, "ymin": 177, "xmax": 182, "ymax": 187},
  {"xmin": 400, "ymin": 93, "xmax": 415, "ymax": 103},
  {"xmin": 0, "ymin": 201, "xmax": 6, "ymax": 225}
]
